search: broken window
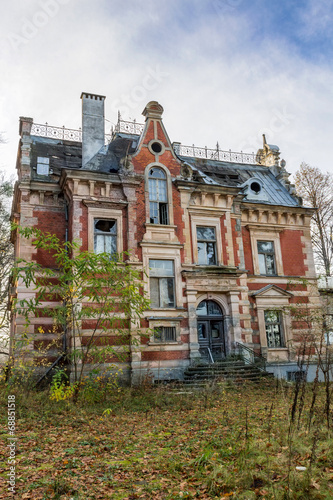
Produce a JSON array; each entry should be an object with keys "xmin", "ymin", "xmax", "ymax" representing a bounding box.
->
[
  {"xmin": 257, "ymin": 241, "xmax": 276, "ymax": 275},
  {"xmin": 197, "ymin": 227, "xmax": 217, "ymax": 265},
  {"xmin": 149, "ymin": 259, "xmax": 175, "ymax": 308},
  {"xmin": 37, "ymin": 157, "xmax": 49, "ymax": 175},
  {"xmin": 148, "ymin": 167, "xmax": 169, "ymax": 224},
  {"xmin": 94, "ymin": 219, "xmax": 117, "ymax": 256},
  {"xmin": 265, "ymin": 310, "xmax": 284, "ymax": 348}
]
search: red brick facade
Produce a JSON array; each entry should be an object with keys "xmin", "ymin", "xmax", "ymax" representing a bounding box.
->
[{"xmin": 10, "ymin": 96, "xmax": 320, "ymax": 383}]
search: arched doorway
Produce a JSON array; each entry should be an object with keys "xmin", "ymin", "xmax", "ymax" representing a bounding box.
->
[{"xmin": 196, "ymin": 300, "xmax": 225, "ymax": 361}]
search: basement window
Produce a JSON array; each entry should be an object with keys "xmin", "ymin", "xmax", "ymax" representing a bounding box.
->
[
  {"xmin": 37, "ymin": 157, "xmax": 49, "ymax": 175},
  {"xmin": 154, "ymin": 326, "xmax": 176, "ymax": 343},
  {"xmin": 287, "ymin": 371, "xmax": 307, "ymax": 382}
]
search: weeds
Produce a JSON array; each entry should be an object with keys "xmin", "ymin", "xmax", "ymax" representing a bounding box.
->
[{"xmin": 1, "ymin": 380, "xmax": 333, "ymax": 499}]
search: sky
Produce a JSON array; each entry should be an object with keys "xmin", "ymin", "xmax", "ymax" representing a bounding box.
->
[{"xmin": 1, "ymin": 0, "xmax": 333, "ymax": 181}]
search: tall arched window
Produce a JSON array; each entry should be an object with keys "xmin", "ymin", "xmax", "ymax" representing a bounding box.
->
[{"xmin": 148, "ymin": 167, "xmax": 169, "ymax": 224}]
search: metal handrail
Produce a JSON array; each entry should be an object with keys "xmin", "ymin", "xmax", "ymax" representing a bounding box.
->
[
  {"xmin": 114, "ymin": 118, "xmax": 145, "ymax": 136},
  {"xmin": 199, "ymin": 346, "xmax": 214, "ymax": 364},
  {"xmin": 30, "ymin": 119, "xmax": 263, "ymax": 165},
  {"xmin": 34, "ymin": 352, "xmax": 66, "ymax": 388},
  {"xmin": 31, "ymin": 122, "xmax": 112, "ymax": 145},
  {"xmin": 234, "ymin": 342, "xmax": 266, "ymax": 371},
  {"xmin": 173, "ymin": 143, "xmax": 263, "ymax": 165}
]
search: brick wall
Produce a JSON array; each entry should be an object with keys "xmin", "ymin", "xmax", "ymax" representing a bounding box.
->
[
  {"xmin": 280, "ymin": 230, "xmax": 306, "ymax": 276},
  {"xmin": 242, "ymin": 226, "xmax": 254, "ymax": 274}
]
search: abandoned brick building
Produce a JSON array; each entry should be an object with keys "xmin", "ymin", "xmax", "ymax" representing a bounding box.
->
[{"xmin": 10, "ymin": 93, "xmax": 321, "ymax": 383}]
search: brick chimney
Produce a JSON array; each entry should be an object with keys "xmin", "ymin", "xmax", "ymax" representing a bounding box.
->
[
  {"xmin": 81, "ymin": 92, "xmax": 106, "ymax": 167},
  {"xmin": 19, "ymin": 117, "xmax": 33, "ymax": 136}
]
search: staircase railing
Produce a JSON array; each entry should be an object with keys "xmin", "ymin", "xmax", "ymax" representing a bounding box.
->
[
  {"xmin": 199, "ymin": 347, "xmax": 214, "ymax": 364},
  {"xmin": 233, "ymin": 342, "xmax": 266, "ymax": 371}
]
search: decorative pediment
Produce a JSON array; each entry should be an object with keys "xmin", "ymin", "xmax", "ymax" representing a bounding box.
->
[{"xmin": 251, "ymin": 284, "xmax": 293, "ymax": 298}]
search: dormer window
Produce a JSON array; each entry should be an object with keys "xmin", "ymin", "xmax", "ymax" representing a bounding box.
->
[
  {"xmin": 148, "ymin": 167, "xmax": 169, "ymax": 224},
  {"xmin": 37, "ymin": 157, "xmax": 49, "ymax": 176},
  {"xmin": 250, "ymin": 181, "xmax": 261, "ymax": 194}
]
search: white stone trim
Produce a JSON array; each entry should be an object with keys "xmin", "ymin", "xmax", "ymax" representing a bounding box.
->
[
  {"xmin": 144, "ymin": 162, "xmax": 174, "ymax": 225},
  {"xmin": 190, "ymin": 215, "xmax": 223, "ymax": 265},
  {"xmin": 247, "ymin": 225, "xmax": 284, "ymax": 276},
  {"xmin": 87, "ymin": 207, "xmax": 123, "ymax": 254},
  {"xmin": 195, "ymin": 292, "xmax": 230, "ymax": 316},
  {"xmin": 142, "ymin": 245, "xmax": 182, "ymax": 309},
  {"xmin": 147, "ymin": 319, "xmax": 182, "ymax": 345},
  {"xmin": 147, "ymin": 139, "xmax": 166, "ymax": 157},
  {"xmin": 255, "ymin": 291, "xmax": 291, "ymax": 360}
]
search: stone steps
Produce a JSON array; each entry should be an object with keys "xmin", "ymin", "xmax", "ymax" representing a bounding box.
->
[{"xmin": 182, "ymin": 360, "xmax": 274, "ymax": 386}]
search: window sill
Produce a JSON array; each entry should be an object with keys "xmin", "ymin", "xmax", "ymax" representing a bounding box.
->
[
  {"xmin": 259, "ymin": 274, "xmax": 278, "ymax": 277},
  {"xmin": 149, "ymin": 307, "xmax": 185, "ymax": 312},
  {"xmin": 148, "ymin": 341, "xmax": 182, "ymax": 346},
  {"xmin": 145, "ymin": 223, "xmax": 177, "ymax": 229}
]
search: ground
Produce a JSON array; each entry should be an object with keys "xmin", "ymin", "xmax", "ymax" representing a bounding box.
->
[{"xmin": 1, "ymin": 379, "xmax": 333, "ymax": 499}]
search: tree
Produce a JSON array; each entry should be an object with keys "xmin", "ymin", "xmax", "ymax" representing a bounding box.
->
[
  {"xmin": 12, "ymin": 226, "xmax": 150, "ymax": 398},
  {"xmin": 294, "ymin": 163, "xmax": 333, "ymax": 276},
  {"xmin": 0, "ymin": 170, "xmax": 14, "ymax": 359}
]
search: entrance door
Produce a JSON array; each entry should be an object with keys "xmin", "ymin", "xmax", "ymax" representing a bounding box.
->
[{"xmin": 196, "ymin": 300, "xmax": 225, "ymax": 361}]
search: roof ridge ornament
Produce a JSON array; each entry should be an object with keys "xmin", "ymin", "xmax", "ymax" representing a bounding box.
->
[
  {"xmin": 142, "ymin": 101, "xmax": 164, "ymax": 120},
  {"xmin": 256, "ymin": 133, "xmax": 280, "ymax": 167}
]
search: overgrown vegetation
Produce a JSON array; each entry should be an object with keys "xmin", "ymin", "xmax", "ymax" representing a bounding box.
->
[
  {"xmin": 1, "ymin": 380, "xmax": 333, "ymax": 499},
  {"xmin": 0, "ymin": 168, "xmax": 14, "ymax": 359},
  {"xmin": 9, "ymin": 226, "xmax": 150, "ymax": 399},
  {"xmin": 294, "ymin": 163, "xmax": 333, "ymax": 277}
]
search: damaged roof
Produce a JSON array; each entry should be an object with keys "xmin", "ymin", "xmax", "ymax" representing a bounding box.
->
[
  {"xmin": 30, "ymin": 132, "xmax": 300, "ymax": 208},
  {"xmin": 31, "ymin": 136, "xmax": 82, "ymax": 176},
  {"xmin": 84, "ymin": 135, "xmax": 138, "ymax": 172},
  {"xmin": 30, "ymin": 133, "xmax": 137, "ymax": 179},
  {"xmin": 179, "ymin": 156, "xmax": 300, "ymax": 207}
]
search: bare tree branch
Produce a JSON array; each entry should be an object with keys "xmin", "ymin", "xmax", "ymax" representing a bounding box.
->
[{"xmin": 295, "ymin": 163, "xmax": 333, "ymax": 276}]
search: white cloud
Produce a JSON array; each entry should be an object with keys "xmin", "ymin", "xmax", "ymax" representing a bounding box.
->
[{"xmin": 0, "ymin": 0, "xmax": 332, "ymax": 179}]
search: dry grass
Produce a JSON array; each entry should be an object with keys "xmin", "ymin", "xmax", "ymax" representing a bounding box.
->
[{"xmin": 1, "ymin": 379, "xmax": 333, "ymax": 499}]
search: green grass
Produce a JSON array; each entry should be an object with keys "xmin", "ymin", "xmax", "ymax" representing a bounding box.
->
[{"xmin": 1, "ymin": 380, "xmax": 333, "ymax": 499}]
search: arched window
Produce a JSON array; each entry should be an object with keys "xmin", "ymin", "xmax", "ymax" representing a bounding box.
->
[{"xmin": 148, "ymin": 167, "xmax": 169, "ymax": 224}]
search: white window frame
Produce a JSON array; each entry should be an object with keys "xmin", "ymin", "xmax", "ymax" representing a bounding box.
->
[
  {"xmin": 93, "ymin": 219, "xmax": 117, "ymax": 255},
  {"xmin": 144, "ymin": 163, "xmax": 174, "ymax": 225},
  {"xmin": 196, "ymin": 226, "xmax": 218, "ymax": 265},
  {"xmin": 37, "ymin": 156, "xmax": 49, "ymax": 176},
  {"xmin": 142, "ymin": 246, "xmax": 182, "ymax": 310},
  {"xmin": 257, "ymin": 241, "xmax": 277, "ymax": 276},
  {"xmin": 149, "ymin": 259, "xmax": 175, "ymax": 309},
  {"xmin": 247, "ymin": 225, "xmax": 284, "ymax": 276},
  {"xmin": 264, "ymin": 310, "xmax": 285, "ymax": 348},
  {"xmin": 87, "ymin": 207, "xmax": 123, "ymax": 254},
  {"xmin": 191, "ymin": 215, "xmax": 223, "ymax": 265},
  {"xmin": 254, "ymin": 289, "xmax": 292, "ymax": 356}
]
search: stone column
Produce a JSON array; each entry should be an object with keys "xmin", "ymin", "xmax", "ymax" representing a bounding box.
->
[
  {"xmin": 186, "ymin": 288, "xmax": 201, "ymax": 361},
  {"xmin": 228, "ymin": 291, "xmax": 242, "ymax": 346}
]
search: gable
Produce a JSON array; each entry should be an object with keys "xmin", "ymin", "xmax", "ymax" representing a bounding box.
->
[{"xmin": 251, "ymin": 284, "xmax": 293, "ymax": 298}]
